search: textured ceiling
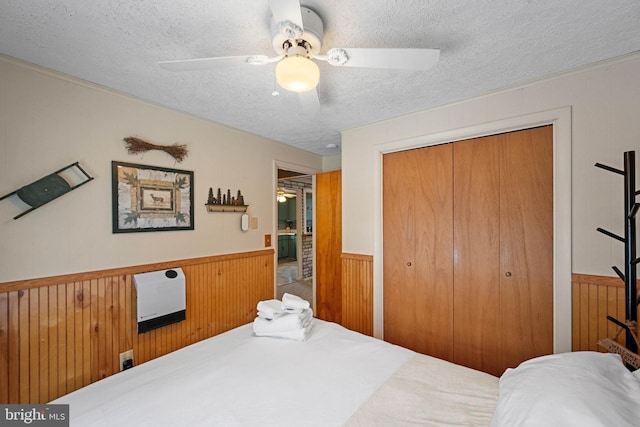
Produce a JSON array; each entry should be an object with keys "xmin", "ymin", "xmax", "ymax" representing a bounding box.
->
[{"xmin": 1, "ymin": 1, "xmax": 639, "ymax": 155}]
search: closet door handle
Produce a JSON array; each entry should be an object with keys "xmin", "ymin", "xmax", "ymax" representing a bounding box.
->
[
  {"xmin": 505, "ymin": 271, "xmax": 512, "ymax": 277},
  {"xmin": 407, "ymin": 262, "xmax": 412, "ymax": 267}
]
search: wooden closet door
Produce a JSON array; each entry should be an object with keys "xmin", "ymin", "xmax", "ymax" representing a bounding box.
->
[
  {"xmin": 453, "ymin": 126, "xmax": 553, "ymax": 376},
  {"xmin": 383, "ymin": 144, "xmax": 454, "ymax": 360},
  {"xmin": 452, "ymin": 136, "xmax": 502, "ymax": 374},
  {"xmin": 316, "ymin": 170, "xmax": 342, "ymax": 323},
  {"xmin": 498, "ymin": 126, "xmax": 554, "ymax": 370}
]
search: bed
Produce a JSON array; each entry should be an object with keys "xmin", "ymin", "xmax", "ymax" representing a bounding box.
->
[{"xmin": 51, "ymin": 319, "xmax": 640, "ymax": 426}]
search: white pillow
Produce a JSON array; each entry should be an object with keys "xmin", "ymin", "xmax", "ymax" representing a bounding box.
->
[{"xmin": 490, "ymin": 351, "xmax": 640, "ymax": 427}]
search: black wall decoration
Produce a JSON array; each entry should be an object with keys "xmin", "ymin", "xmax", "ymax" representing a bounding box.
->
[{"xmin": 0, "ymin": 162, "xmax": 94, "ymax": 219}]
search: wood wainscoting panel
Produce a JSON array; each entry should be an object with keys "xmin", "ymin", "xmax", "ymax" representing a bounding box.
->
[
  {"xmin": 571, "ymin": 273, "xmax": 630, "ymax": 352},
  {"xmin": 0, "ymin": 249, "xmax": 274, "ymax": 404},
  {"xmin": 341, "ymin": 253, "xmax": 373, "ymax": 336}
]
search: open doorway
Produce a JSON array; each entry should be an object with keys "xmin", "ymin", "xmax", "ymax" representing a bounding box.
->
[{"xmin": 276, "ymin": 168, "xmax": 313, "ymax": 307}]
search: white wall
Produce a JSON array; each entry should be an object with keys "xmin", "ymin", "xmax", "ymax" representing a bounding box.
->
[
  {"xmin": 322, "ymin": 153, "xmax": 341, "ymax": 172},
  {"xmin": 341, "ymin": 51, "xmax": 640, "ymax": 343},
  {"xmin": 0, "ymin": 56, "xmax": 322, "ymax": 283}
]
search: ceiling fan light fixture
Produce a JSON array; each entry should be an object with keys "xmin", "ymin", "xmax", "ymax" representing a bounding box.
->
[{"xmin": 276, "ymin": 55, "xmax": 320, "ymax": 93}]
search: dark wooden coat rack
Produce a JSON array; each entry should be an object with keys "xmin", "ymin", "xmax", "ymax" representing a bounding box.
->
[{"xmin": 595, "ymin": 151, "xmax": 639, "ymax": 367}]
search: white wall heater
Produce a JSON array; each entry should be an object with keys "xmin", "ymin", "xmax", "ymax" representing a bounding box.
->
[{"xmin": 133, "ymin": 268, "xmax": 186, "ymax": 333}]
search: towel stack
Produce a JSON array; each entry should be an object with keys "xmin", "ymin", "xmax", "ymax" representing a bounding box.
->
[{"xmin": 253, "ymin": 293, "xmax": 314, "ymax": 341}]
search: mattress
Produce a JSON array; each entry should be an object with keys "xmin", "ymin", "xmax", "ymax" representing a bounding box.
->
[{"xmin": 51, "ymin": 319, "xmax": 499, "ymax": 426}]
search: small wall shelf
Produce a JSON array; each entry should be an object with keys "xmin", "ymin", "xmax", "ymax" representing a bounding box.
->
[
  {"xmin": 205, "ymin": 187, "xmax": 247, "ymax": 212},
  {"xmin": 205, "ymin": 204, "xmax": 248, "ymax": 213}
]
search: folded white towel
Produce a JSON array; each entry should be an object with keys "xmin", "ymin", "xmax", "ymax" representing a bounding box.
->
[
  {"xmin": 253, "ymin": 319, "xmax": 315, "ymax": 342},
  {"xmin": 257, "ymin": 310, "xmax": 285, "ymax": 320},
  {"xmin": 282, "ymin": 293, "xmax": 310, "ymax": 311},
  {"xmin": 253, "ymin": 309, "xmax": 313, "ymax": 334},
  {"xmin": 256, "ymin": 299, "xmax": 285, "ymax": 320}
]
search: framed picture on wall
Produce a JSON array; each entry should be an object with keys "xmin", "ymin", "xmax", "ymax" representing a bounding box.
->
[{"xmin": 111, "ymin": 161, "xmax": 194, "ymax": 233}]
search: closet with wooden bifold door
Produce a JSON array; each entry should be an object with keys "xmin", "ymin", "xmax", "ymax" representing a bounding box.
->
[{"xmin": 383, "ymin": 125, "xmax": 553, "ymax": 377}]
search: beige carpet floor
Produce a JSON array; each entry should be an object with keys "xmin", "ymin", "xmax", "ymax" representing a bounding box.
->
[{"xmin": 277, "ymin": 260, "xmax": 313, "ymax": 307}]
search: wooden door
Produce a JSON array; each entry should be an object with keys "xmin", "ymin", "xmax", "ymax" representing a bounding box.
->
[
  {"xmin": 383, "ymin": 144, "xmax": 454, "ymax": 360},
  {"xmin": 315, "ymin": 170, "xmax": 342, "ymax": 323},
  {"xmin": 383, "ymin": 126, "xmax": 553, "ymax": 376},
  {"xmin": 452, "ymin": 135, "xmax": 502, "ymax": 373},
  {"xmin": 453, "ymin": 126, "xmax": 553, "ymax": 376},
  {"xmin": 497, "ymin": 126, "xmax": 554, "ymax": 370}
]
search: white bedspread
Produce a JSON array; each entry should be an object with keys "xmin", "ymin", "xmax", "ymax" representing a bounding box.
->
[
  {"xmin": 52, "ymin": 320, "xmax": 415, "ymax": 426},
  {"xmin": 345, "ymin": 353, "xmax": 499, "ymax": 426}
]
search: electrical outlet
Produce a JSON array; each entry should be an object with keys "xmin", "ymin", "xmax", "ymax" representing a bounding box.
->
[
  {"xmin": 119, "ymin": 350, "xmax": 134, "ymax": 371},
  {"xmin": 264, "ymin": 234, "xmax": 271, "ymax": 247}
]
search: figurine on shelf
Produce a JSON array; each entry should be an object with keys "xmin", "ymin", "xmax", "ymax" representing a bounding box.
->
[{"xmin": 204, "ymin": 186, "xmax": 248, "ymax": 212}]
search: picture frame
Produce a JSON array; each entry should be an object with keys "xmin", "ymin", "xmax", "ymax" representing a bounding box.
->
[{"xmin": 111, "ymin": 161, "xmax": 194, "ymax": 233}]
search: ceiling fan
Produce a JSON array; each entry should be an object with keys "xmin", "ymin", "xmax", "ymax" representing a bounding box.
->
[
  {"xmin": 277, "ymin": 187, "xmax": 296, "ymax": 203},
  {"xmin": 158, "ymin": 0, "xmax": 440, "ymax": 110}
]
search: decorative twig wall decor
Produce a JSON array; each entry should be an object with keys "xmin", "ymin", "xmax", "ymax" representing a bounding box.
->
[{"xmin": 123, "ymin": 136, "xmax": 189, "ymax": 163}]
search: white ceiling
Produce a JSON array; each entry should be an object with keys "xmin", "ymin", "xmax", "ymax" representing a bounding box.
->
[{"xmin": 1, "ymin": 1, "xmax": 639, "ymax": 156}]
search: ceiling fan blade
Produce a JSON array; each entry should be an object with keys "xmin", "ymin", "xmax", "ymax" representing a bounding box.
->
[
  {"xmin": 268, "ymin": 0, "xmax": 304, "ymax": 38},
  {"xmin": 325, "ymin": 48, "xmax": 440, "ymax": 70},
  {"xmin": 298, "ymin": 88, "xmax": 320, "ymax": 114},
  {"xmin": 158, "ymin": 55, "xmax": 270, "ymax": 72},
  {"xmin": 277, "ymin": 188, "xmax": 297, "ymax": 197}
]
